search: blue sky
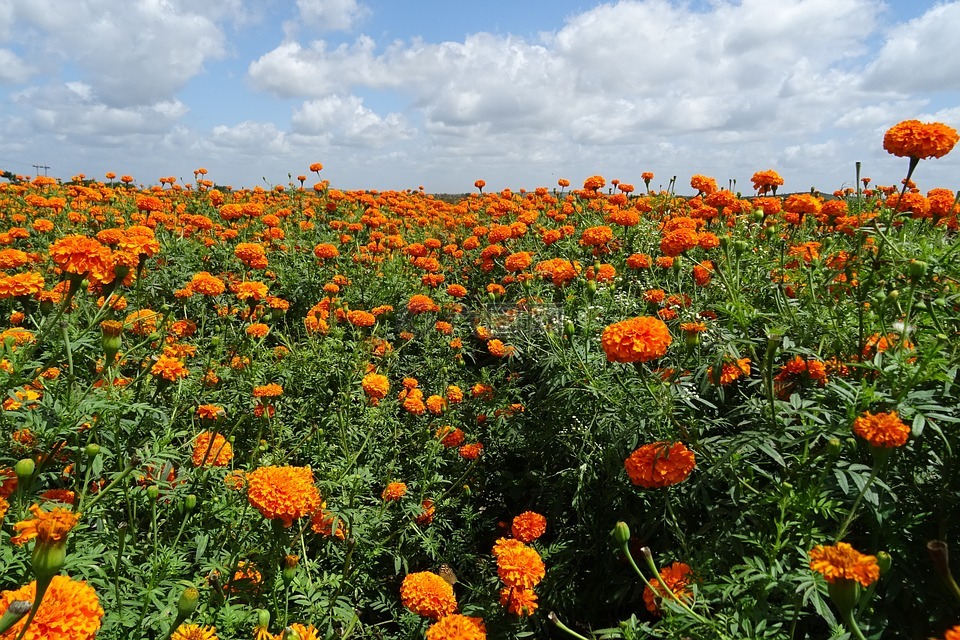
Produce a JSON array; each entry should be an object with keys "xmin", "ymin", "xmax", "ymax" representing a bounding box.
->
[{"xmin": 0, "ymin": 0, "xmax": 958, "ymax": 193}]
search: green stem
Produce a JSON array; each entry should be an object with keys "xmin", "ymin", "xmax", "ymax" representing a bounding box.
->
[
  {"xmin": 836, "ymin": 464, "xmax": 881, "ymax": 542},
  {"xmin": 842, "ymin": 606, "xmax": 869, "ymax": 640},
  {"xmin": 13, "ymin": 574, "xmax": 52, "ymax": 640},
  {"xmin": 547, "ymin": 612, "xmax": 592, "ymax": 640}
]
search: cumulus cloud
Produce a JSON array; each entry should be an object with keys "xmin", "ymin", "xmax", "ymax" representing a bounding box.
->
[
  {"xmin": 13, "ymin": 82, "xmax": 188, "ymax": 139},
  {"xmin": 4, "ymin": 0, "xmax": 227, "ymax": 106},
  {"xmin": 292, "ymin": 95, "xmax": 413, "ymax": 147},
  {"xmin": 864, "ymin": 1, "xmax": 960, "ymax": 92},
  {"xmin": 248, "ymin": 0, "xmax": 884, "ymax": 155}
]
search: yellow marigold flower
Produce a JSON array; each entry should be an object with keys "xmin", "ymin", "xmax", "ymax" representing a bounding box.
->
[
  {"xmin": 809, "ymin": 542, "xmax": 880, "ymax": 587},
  {"xmin": 852, "ymin": 410, "xmax": 910, "ymax": 448},
  {"xmin": 426, "ymin": 614, "xmax": 487, "ymax": 639},
  {"xmin": 496, "ymin": 541, "xmax": 545, "ymax": 590},
  {"xmin": 400, "ymin": 571, "xmax": 458, "ymax": 619},
  {"xmin": 0, "ymin": 575, "xmax": 103, "ymax": 640},
  {"xmin": 171, "ymin": 623, "xmax": 218, "ymax": 640},
  {"xmin": 246, "ymin": 466, "xmax": 322, "ymax": 527},
  {"xmin": 624, "ymin": 441, "xmax": 696, "ymax": 488},
  {"xmin": 601, "ymin": 316, "xmax": 672, "ymax": 364}
]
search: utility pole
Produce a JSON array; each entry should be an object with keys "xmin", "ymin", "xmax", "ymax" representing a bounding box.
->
[{"xmin": 32, "ymin": 164, "xmax": 50, "ymax": 176}]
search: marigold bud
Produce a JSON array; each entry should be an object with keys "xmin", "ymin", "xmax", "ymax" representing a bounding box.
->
[
  {"xmin": 146, "ymin": 485, "xmax": 160, "ymax": 501},
  {"xmin": 85, "ymin": 443, "xmax": 101, "ymax": 460},
  {"xmin": 876, "ymin": 551, "xmax": 892, "ymax": 576},
  {"xmin": 177, "ymin": 587, "xmax": 199, "ymax": 618},
  {"xmin": 0, "ymin": 600, "xmax": 31, "ymax": 635},
  {"xmin": 612, "ymin": 522, "xmax": 631, "ymax": 547},
  {"xmin": 14, "ymin": 458, "xmax": 35, "ymax": 484}
]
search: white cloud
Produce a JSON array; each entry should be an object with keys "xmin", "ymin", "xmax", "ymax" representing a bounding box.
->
[
  {"xmin": 292, "ymin": 95, "xmax": 413, "ymax": 147},
  {"xmin": 13, "ymin": 82, "xmax": 188, "ymax": 138},
  {"xmin": 5, "ymin": 0, "xmax": 227, "ymax": 106},
  {"xmin": 0, "ymin": 47, "xmax": 31, "ymax": 83},
  {"xmin": 864, "ymin": 1, "xmax": 960, "ymax": 92},
  {"xmin": 202, "ymin": 121, "xmax": 290, "ymax": 155},
  {"xmin": 295, "ymin": 0, "xmax": 368, "ymax": 31}
]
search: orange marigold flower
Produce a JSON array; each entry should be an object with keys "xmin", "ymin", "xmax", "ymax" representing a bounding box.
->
[
  {"xmin": 496, "ymin": 541, "xmax": 545, "ymax": 590},
  {"xmin": 245, "ymin": 323, "xmax": 270, "ymax": 338},
  {"xmin": 246, "ymin": 466, "xmax": 322, "ymax": 527},
  {"xmin": 11, "ymin": 503, "xmax": 80, "ymax": 545},
  {"xmin": 151, "ymin": 355, "xmax": 189, "ymax": 382},
  {"xmin": 426, "ymin": 394, "xmax": 446, "ymax": 414},
  {"xmin": 189, "ymin": 272, "xmax": 225, "ymax": 296},
  {"xmin": 253, "ymin": 383, "xmax": 283, "ymax": 398},
  {"xmin": 400, "ymin": 571, "xmax": 458, "ymax": 619},
  {"xmin": 408, "ymin": 294, "xmax": 440, "ymax": 314},
  {"xmin": 626, "ymin": 253, "xmax": 652, "ymax": 269},
  {"xmin": 660, "ymin": 227, "xmax": 699, "ymax": 257},
  {"xmin": 852, "ymin": 410, "xmax": 910, "ymax": 448},
  {"xmin": 690, "ymin": 174, "xmax": 718, "ymax": 195},
  {"xmin": 382, "ymin": 481, "xmax": 408, "ymax": 501},
  {"xmin": 511, "ymin": 511, "xmax": 547, "ymax": 543},
  {"xmin": 436, "ymin": 426, "xmax": 465, "ymax": 448},
  {"xmin": 47, "ymin": 234, "xmax": 112, "ymax": 278},
  {"xmin": 426, "ymin": 614, "xmax": 486, "ymax": 639},
  {"xmin": 233, "ymin": 281, "xmax": 268, "ymax": 302},
  {"xmin": 579, "ymin": 225, "xmax": 613, "ymax": 247},
  {"xmin": 459, "ymin": 442, "xmax": 484, "ymax": 460},
  {"xmin": 191, "ymin": 432, "xmax": 233, "ymax": 467},
  {"xmin": 362, "ymin": 373, "xmax": 390, "ymax": 401},
  {"xmin": 601, "ymin": 316, "xmax": 672, "ymax": 364},
  {"xmin": 504, "ymin": 251, "xmax": 533, "ymax": 272},
  {"xmin": 751, "ymin": 169, "xmax": 784, "ymax": 193},
  {"xmin": 446, "ymin": 284, "xmax": 467, "ymax": 298},
  {"xmin": 624, "ymin": 441, "xmax": 696, "ymax": 488},
  {"xmin": 38, "ymin": 489, "xmax": 75, "ymax": 506},
  {"xmin": 313, "ymin": 243, "xmax": 339, "ymax": 260},
  {"xmin": 347, "ymin": 310, "xmax": 376, "ymax": 328},
  {"xmin": 0, "ymin": 574, "xmax": 103, "ymax": 640},
  {"xmin": 499, "ymin": 587, "xmax": 538, "ymax": 617},
  {"xmin": 883, "ymin": 120, "xmax": 959, "ymax": 160},
  {"xmin": 643, "ymin": 561, "xmax": 693, "ymax": 615},
  {"xmin": 0, "ymin": 495, "xmax": 8, "ymax": 520},
  {"xmin": 809, "ymin": 542, "xmax": 880, "ymax": 587},
  {"xmin": 708, "ymin": 357, "xmax": 751, "ymax": 385},
  {"xmin": 311, "ymin": 509, "xmax": 346, "ymax": 540}
]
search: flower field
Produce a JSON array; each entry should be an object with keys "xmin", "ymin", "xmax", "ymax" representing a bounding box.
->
[{"xmin": 1, "ymin": 122, "xmax": 960, "ymax": 640}]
